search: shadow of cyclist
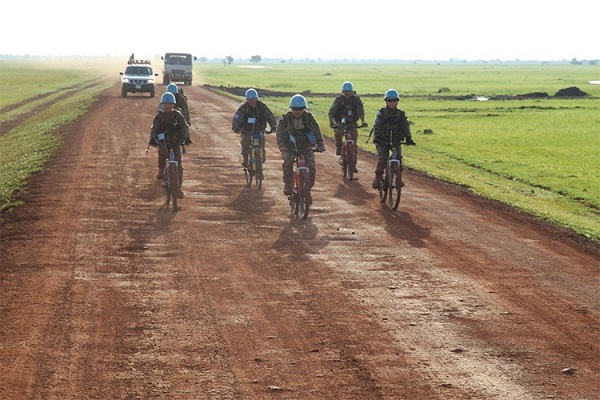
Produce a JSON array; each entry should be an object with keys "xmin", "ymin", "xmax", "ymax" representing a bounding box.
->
[{"xmin": 378, "ymin": 209, "xmax": 430, "ymax": 248}]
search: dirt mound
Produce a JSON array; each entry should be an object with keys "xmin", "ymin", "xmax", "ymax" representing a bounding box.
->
[{"xmin": 554, "ymin": 86, "xmax": 589, "ymax": 97}]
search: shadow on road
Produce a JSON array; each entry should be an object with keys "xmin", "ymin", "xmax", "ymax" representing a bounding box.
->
[{"xmin": 379, "ymin": 208, "xmax": 430, "ymax": 248}]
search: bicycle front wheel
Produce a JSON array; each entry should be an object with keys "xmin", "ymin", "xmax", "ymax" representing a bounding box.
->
[
  {"xmin": 299, "ymin": 170, "xmax": 310, "ymax": 219},
  {"xmin": 379, "ymin": 172, "xmax": 388, "ymax": 203},
  {"xmin": 388, "ymin": 164, "xmax": 401, "ymax": 210},
  {"xmin": 254, "ymin": 149, "xmax": 263, "ymax": 190},
  {"xmin": 167, "ymin": 164, "xmax": 179, "ymax": 211},
  {"xmin": 346, "ymin": 142, "xmax": 355, "ymax": 181}
]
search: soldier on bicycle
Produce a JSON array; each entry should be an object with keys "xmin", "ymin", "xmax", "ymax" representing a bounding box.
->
[
  {"xmin": 276, "ymin": 94, "xmax": 326, "ymax": 204},
  {"xmin": 148, "ymin": 92, "xmax": 192, "ymax": 197},
  {"xmin": 328, "ymin": 81, "xmax": 367, "ymax": 167},
  {"xmin": 232, "ymin": 88, "xmax": 277, "ymax": 169},
  {"xmin": 372, "ymin": 89, "xmax": 416, "ymax": 189}
]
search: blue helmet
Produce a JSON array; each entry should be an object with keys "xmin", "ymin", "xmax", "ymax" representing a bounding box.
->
[
  {"xmin": 289, "ymin": 94, "xmax": 307, "ymax": 108},
  {"xmin": 161, "ymin": 92, "xmax": 176, "ymax": 104},
  {"xmin": 245, "ymin": 88, "xmax": 259, "ymax": 100},
  {"xmin": 342, "ymin": 81, "xmax": 354, "ymax": 92},
  {"xmin": 166, "ymin": 83, "xmax": 178, "ymax": 94},
  {"xmin": 384, "ymin": 89, "xmax": 399, "ymax": 101}
]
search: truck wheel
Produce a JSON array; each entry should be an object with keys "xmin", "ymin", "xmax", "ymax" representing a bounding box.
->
[{"xmin": 150, "ymin": 90, "xmax": 155, "ymax": 98}]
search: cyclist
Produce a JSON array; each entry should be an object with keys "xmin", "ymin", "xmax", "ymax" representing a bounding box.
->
[
  {"xmin": 148, "ymin": 92, "xmax": 192, "ymax": 197},
  {"xmin": 328, "ymin": 81, "xmax": 367, "ymax": 170},
  {"xmin": 166, "ymin": 83, "xmax": 191, "ymax": 125},
  {"xmin": 276, "ymin": 94, "xmax": 326, "ymax": 204},
  {"xmin": 232, "ymin": 88, "xmax": 277, "ymax": 170},
  {"xmin": 372, "ymin": 89, "xmax": 416, "ymax": 189}
]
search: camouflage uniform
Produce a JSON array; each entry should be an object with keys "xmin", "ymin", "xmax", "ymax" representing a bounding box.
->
[
  {"xmin": 175, "ymin": 91, "xmax": 191, "ymax": 125},
  {"xmin": 149, "ymin": 109, "xmax": 190, "ymax": 183},
  {"xmin": 328, "ymin": 94, "xmax": 365, "ymax": 153},
  {"xmin": 232, "ymin": 100, "xmax": 277, "ymax": 165},
  {"xmin": 276, "ymin": 110, "xmax": 324, "ymax": 193}
]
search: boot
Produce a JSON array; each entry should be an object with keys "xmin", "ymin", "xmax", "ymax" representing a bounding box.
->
[
  {"xmin": 336, "ymin": 146, "xmax": 342, "ymax": 156},
  {"xmin": 305, "ymin": 192, "xmax": 312, "ymax": 205},
  {"xmin": 156, "ymin": 169, "xmax": 165, "ymax": 179},
  {"xmin": 241, "ymin": 153, "xmax": 249, "ymax": 168},
  {"xmin": 309, "ymin": 170, "xmax": 316, "ymax": 189},
  {"xmin": 372, "ymin": 173, "xmax": 382, "ymax": 189},
  {"xmin": 283, "ymin": 182, "xmax": 293, "ymax": 196}
]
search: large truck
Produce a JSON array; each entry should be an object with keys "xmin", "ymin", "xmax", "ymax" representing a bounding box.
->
[{"xmin": 161, "ymin": 53, "xmax": 196, "ymax": 86}]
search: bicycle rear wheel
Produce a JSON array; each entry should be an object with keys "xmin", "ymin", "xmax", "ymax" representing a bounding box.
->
[{"xmin": 388, "ymin": 164, "xmax": 401, "ymax": 210}]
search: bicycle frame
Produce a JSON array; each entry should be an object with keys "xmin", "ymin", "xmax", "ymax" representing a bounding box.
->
[
  {"xmin": 339, "ymin": 117, "xmax": 357, "ymax": 181},
  {"xmin": 157, "ymin": 133, "xmax": 181, "ymax": 212},
  {"xmin": 378, "ymin": 131, "xmax": 405, "ymax": 210},
  {"xmin": 244, "ymin": 131, "xmax": 265, "ymax": 189},
  {"xmin": 287, "ymin": 135, "xmax": 311, "ymax": 220}
]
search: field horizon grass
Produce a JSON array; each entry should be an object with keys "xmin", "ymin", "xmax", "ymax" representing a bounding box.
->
[{"xmin": 198, "ymin": 62, "xmax": 600, "ymax": 241}]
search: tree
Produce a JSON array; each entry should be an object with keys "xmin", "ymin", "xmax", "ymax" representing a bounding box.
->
[
  {"xmin": 250, "ymin": 55, "xmax": 262, "ymax": 64},
  {"xmin": 224, "ymin": 56, "xmax": 234, "ymax": 65}
]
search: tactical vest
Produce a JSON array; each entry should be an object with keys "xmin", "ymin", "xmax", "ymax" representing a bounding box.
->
[
  {"xmin": 333, "ymin": 96, "xmax": 360, "ymax": 123},
  {"xmin": 378, "ymin": 107, "xmax": 406, "ymax": 143}
]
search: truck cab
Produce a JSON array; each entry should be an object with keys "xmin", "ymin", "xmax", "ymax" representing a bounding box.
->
[{"xmin": 161, "ymin": 53, "xmax": 196, "ymax": 86}]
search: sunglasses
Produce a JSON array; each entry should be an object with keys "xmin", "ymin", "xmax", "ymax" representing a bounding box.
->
[
  {"xmin": 386, "ymin": 99, "xmax": 399, "ymax": 103},
  {"xmin": 291, "ymin": 107, "xmax": 305, "ymax": 111}
]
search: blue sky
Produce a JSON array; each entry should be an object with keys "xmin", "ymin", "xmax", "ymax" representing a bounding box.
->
[{"xmin": 2, "ymin": 0, "xmax": 598, "ymax": 61}]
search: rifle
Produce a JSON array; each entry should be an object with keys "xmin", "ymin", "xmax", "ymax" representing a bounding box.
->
[{"xmin": 365, "ymin": 127, "xmax": 374, "ymax": 144}]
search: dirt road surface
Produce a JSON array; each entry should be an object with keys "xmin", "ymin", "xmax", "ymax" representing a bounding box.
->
[{"xmin": 1, "ymin": 85, "xmax": 598, "ymax": 400}]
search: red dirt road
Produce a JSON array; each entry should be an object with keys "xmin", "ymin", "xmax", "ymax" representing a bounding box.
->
[{"xmin": 1, "ymin": 85, "xmax": 598, "ymax": 400}]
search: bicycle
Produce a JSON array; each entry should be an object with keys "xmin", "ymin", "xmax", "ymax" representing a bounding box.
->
[
  {"xmin": 287, "ymin": 136, "xmax": 319, "ymax": 220},
  {"xmin": 335, "ymin": 118, "xmax": 367, "ymax": 181},
  {"xmin": 244, "ymin": 131, "xmax": 265, "ymax": 189},
  {"xmin": 377, "ymin": 140, "xmax": 410, "ymax": 210},
  {"xmin": 156, "ymin": 133, "xmax": 184, "ymax": 212}
]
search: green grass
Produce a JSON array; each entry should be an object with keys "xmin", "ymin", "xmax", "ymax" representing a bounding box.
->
[
  {"xmin": 197, "ymin": 62, "xmax": 600, "ymax": 240},
  {"xmin": 0, "ymin": 59, "xmax": 114, "ymax": 211}
]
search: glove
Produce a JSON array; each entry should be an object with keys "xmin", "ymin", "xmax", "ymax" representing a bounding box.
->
[
  {"xmin": 232, "ymin": 128, "xmax": 240, "ymax": 134},
  {"xmin": 361, "ymin": 122, "xmax": 368, "ymax": 128},
  {"xmin": 266, "ymin": 129, "xmax": 273, "ymax": 134},
  {"xmin": 315, "ymin": 145, "xmax": 326, "ymax": 152},
  {"xmin": 187, "ymin": 120, "xmax": 192, "ymax": 126},
  {"xmin": 149, "ymin": 138, "xmax": 158, "ymax": 147},
  {"xmin": 184, "ymin": 137, "xmax": 193, "ymax": 146},
  {"xmin": 373, "ymin": 136, "xmax": 382, "ymax": 144},
  {"xmin": 330, "ymin": 123, "xmax": 336, "ymax": 129},
  {"xmin": 279, "ymin": 146, "xmax": 288, "ymax": 152},
  {"xmin": 406, "ymin": 137, "xmax": 416, "ymax": 146}
]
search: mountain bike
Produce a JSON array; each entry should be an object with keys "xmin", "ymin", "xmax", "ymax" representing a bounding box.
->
[
  {"xmin": 157, "ymin": 134, "xmax": 184, "ymax": 212},
  {"xmin": 244, "ymin": 131, "xmax": 265, "ymax": 189},
  {"xmin": 378, "ymin": 141, "xmax": 410, "ymax": 210},
  {"xmin": 287, "ymin": 136, "xmax": 320, "ymax": 220},
  {"xmin": 335, "ymin": 118, "xmax": 367, "ymax": 181}
]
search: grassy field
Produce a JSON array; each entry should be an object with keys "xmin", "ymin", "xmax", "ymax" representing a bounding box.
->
[
  {"xmin": 197, "ymin": 62, "xmax": 600, "ymax": 240},
  {"xmin": 0, "ymin": 59, "xmax": 116, "ymax": 211}
]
